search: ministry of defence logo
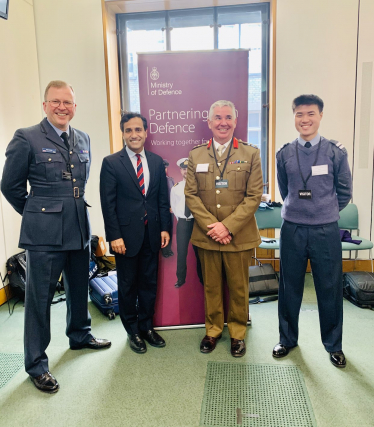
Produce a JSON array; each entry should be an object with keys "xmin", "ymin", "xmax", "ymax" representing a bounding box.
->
[{"xmin": 150, "ymin": 67, "xmax": 160, "ymax": 81}]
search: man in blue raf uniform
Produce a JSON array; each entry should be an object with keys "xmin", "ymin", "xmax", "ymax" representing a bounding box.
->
[
  {"xmin": 1, "ymin": 80, "xmax": 111, "ymax": 394},
  {"xmin": 273, "ymin": 94, "xmax": 352, "ymax": 368}
]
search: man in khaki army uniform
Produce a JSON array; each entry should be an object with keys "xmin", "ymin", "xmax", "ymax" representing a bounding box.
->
[{"xmin": 185, "ymin": 100, "xmax": 263, "ymax": 357}]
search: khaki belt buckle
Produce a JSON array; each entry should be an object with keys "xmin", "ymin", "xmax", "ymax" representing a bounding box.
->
[{"xmin": 73, "ymin": 187, "xmax": 79, "ymax": 198}]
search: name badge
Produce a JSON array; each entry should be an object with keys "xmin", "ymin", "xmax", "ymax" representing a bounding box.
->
[
  {"xmin": 215, "ymin": 179, "xmax": 228, "ymax": 188},
  {"xmin": 312, "ymin": 165, "xmax": 328, "ymax": 176},
  {"xmin": 299, "ymin": 190, "xmax": 312, "ymax": 199},
  {"xmin": 42, "ymin": 148, "xmax": 56, "ymax": 153},
  {"xmin": 196, "ymin": 163, "xmax": 209, "ymax": 173}
]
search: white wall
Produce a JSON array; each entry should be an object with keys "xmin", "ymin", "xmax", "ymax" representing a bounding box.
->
[
  {"xmin": 0, "ymin": 0, "xmax": 42, "ymax": 287},
  {"xmin": 33, "ymin": 0, "xmax": 111, "ymax": 241}
]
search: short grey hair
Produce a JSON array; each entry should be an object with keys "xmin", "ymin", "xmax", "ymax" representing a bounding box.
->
[
  {"xmin": 44, "ymin": 80, "xmax": 75, "ymax": 101},
  {"xmin": 208, "ymin": 100, "xmax": 237, "ymax": 120}
]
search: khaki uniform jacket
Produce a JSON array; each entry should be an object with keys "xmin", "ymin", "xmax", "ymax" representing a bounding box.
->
[{"xmin": 185, "ymin": 138, "xmax": 263, "ymax": 252}]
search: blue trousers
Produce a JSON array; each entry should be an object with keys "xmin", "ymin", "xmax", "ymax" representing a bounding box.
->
[
  {"xmin": 278, "ymin": 220, "xmax": 343, "ymax": 352},
  {"xmin": 25, "ymin": 248, "xmax": 93, "ymax": 377}
]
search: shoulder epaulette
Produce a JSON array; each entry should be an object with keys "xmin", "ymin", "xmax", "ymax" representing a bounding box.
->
[
  {"xmin": 173, "ymin": 182, "xmax": 179, "ymax": 187},
  {"xmin": 276, "ymin": 142, "xmax": 290, "ymax": 154},
  {"xmin": 238, "ymin": 139, "xmax": 258, "ymax": 149},
  {"xmin": 329, "ymin": 139, "xmax": 347, "ymax": 154},
  {"xmin": 192, "ymin": 142, "xmax": 208, "ymax": 150}
]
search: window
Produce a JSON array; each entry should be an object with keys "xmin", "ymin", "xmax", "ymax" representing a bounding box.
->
[{"xmin": 117, "ymin": 3, "xmax": 270, "ymax": 183}]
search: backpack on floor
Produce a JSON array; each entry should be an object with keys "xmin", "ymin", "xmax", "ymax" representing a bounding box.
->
[{"xmin": 343, "ymin": 271, "xmax": 374, "ymax": 309}]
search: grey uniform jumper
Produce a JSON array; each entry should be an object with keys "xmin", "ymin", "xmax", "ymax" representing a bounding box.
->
[{"xmin": 276, "ymin": 136, "xmax": 352, "ymax": 352}]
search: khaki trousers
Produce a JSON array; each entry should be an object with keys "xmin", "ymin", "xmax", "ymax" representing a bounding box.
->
[{"xmin": 198, "ymin": 248, "xmax": 253, "ymax": 340}]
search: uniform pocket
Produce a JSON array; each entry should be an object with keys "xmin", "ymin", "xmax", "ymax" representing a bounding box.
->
[
  {"xmin": 20, "ymin": 198, "xmax": 63, "ymax": 246},
  {"xmin": 35, "ymin": 152, "xmax": 64, "ymax": 181},
  {"xmin": 77, "ymin": 153, "xmax": 90, "ymax": 181},
  {"xmin": 226, "ymin": 163, "xmax": 251, "ymax": 190},
  {"xmin": 195, "ymin": 164, "xmax": 214, "ymax": 191}
]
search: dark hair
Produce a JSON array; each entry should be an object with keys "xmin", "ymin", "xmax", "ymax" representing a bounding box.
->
[
  {"xmin": 292, "ymin": 94, "xmax": 324, "ymax": 113},
  {"xmin": 120, "ymin": 112, "xmax": 148, "ymax": 132}
]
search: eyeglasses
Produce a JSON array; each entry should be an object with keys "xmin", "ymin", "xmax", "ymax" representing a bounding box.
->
[{"xmin": 45, "ymin": 100, "xmax": 75, "ymax": 108}]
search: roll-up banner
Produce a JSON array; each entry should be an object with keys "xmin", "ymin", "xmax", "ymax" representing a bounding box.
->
[{"xmin": 138, "ymin": 50, "xmax": 249, "ymax": 327}]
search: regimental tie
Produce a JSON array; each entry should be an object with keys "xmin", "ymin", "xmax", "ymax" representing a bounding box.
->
[
  {"xmin": 217, "ymin": 145, "xmax": 224, "ymax": 157},
  {"xmin": 304, "ymin": 141, "xmax": 311, "ymax": 148},
  {"xmin": 61, "ymin": 132, "xmax": 70, "ymax": 150},
  {"xmin": 136, "ymin": 153, "xmax": 148, "ymax": 225}
]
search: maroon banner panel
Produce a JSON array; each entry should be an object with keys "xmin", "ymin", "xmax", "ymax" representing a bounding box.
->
[{"xmin": 138, "ymin": 50, "xmax": 249, "ymax": 327}]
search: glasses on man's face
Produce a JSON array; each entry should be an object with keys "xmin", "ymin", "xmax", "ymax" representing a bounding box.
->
[{"xmin": 45, "ymin": 100, "xmax": 75, "ymax": 108}]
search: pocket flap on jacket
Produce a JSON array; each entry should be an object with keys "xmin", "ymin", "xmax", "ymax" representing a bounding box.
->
[
  {"xmin": 35, "ymin": 152, "xmax": 63, "ymax": 164},
  {"xmin": 25, "ymin": 198, "xmax": 63, "ymax": 213}
]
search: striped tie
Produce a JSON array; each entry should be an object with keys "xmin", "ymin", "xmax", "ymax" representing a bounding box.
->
[{"xmin": 136, "ymin": 154, "xmax": 147, "ymax": 224}]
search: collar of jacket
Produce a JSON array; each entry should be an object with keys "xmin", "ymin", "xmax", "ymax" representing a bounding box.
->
[{"xmin": 207, "ymin": 137, "xmax": 239, "ymax": 149}]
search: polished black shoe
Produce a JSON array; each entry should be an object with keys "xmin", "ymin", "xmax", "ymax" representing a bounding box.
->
[
  {"xmin": 330, "ymin": 351, "xmax": 346, "ymax": 368},
  {"xmin": 140, "ymin": 329, "xmax": 166, "ymax": 348},
  {"xmin": 200, "ymin": 335, "xmax": 222, "ymax": 353},
  {"xmin": 175, "ymin": 280, "xmax": 185, "ymax": 288},
  {"xmin": 231, "ymin": 339, "xmax": 246, "ymax": 357},
  {"xmin": 272, "ymin": 343, "xmax": 296, "ymax": 358},
  {"xmin": 30, "ymin": 371, "xmax": 59, "ymax": 394},
  {"xmin": 70, "ymin": 337, "xmax": 111, "ymax": 350},
  {"xmin": 128, "ymin": 334, "xmax": 147, "ymax": 353}
]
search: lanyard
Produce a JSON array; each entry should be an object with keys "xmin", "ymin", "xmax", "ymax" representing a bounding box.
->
[
  {"xmin": 212, "ymin": 138, "xmax": 233, "ymax": 179},
  {"xmin": 295, "ymin": 138, "xmax": 322, "ymax": 190}
]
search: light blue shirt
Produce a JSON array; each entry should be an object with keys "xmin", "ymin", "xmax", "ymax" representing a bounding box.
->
[
  {"xmin": 297, "ymin": 133, "xmax": 320, "ymax": 147},
  {"xmin": 47, "ymin": 119, "xmax": 70, "ymax": 141}
]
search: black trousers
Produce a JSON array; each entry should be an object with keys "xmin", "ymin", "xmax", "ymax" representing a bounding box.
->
[
  {"xmin": 115, "ymin": 226, "xmax": 158, "ymax": 335},
  {"xmin": 278, "ymin": 220, "xmax": 343, "ymax": 352},
  {"xmin": 176, "ymin": 218, "xmax": 203, "ymax": 284},
  {"xmin": 25, "ymin": 247, "xmax": 92, "ymax": 377}
]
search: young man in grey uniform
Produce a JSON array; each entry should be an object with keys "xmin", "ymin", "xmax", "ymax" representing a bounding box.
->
[
  {"xmin": 273, "ymin": 94, "xmax": 352, "ymax": 368},
  {"xmin": 1, "ymin": 81, "xmax": 111, "ymax": 393}
]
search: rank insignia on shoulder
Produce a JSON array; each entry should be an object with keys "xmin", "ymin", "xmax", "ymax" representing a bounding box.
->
[
  {"xmin": 42, "ymin": 148, "xmax": 57, "ymax": 153},
  {"xmin": 192, "ymin": 142, "xmax": 208, "ymax": 150},
  {"xmin": 330, "ymin": 140, "xmax": 347, "ymax": 152},
  {"xmin": 248, "ymin": 143, "xmax": 258, "ymax": 149},
  {"xmin": 276, "ymin": 143, "xmax": 290, "ymax": 153}
]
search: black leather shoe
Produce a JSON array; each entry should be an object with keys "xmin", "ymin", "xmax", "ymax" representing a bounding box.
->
[
  {"xmin": 128, "ymin": 334, "xmax": 147, "ymax": 353},
  {"xmin": 330, "ymin": 351, "xmax": 346, "ymax": 368},
  {"xmin": 200, "ymin": 335, "xmax": 222, "ymax": 353},
  {"xmin": 70, "ymin": 337, "xmax": 111, "ymax": 350},
  {"xmin": 140, "ymin": 329, "xmax": 166, "ymax": 348},
  {"xmin": 175, "ymin": 280, "xmax": 185, "ymax": 288},
  {"xmin": 30, "ymin": 371, "xmax": 59, "ymax": 394},
  {"xmin": 272, "ymin": 343, "xmax": 296, "ymax": 358},
  {"xmin": 231, "ymin": 339, "xmax": 246, "ymax": 357}
]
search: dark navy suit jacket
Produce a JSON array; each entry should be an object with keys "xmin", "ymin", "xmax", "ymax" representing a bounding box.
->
[
  {"xmin": 99, "ymin": 147, "xmax": 170, "ymax": 257},
  {"xmin": 1, "ymin": 118, "xmax": 91, "ymax": 251}
]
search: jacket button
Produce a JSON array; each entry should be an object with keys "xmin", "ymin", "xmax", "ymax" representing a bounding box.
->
[
  {"xmin": 216, "ymin": 176, "xmax": 220, "ymax": 180},
  {"xmin": 70, "ymin": 151, "xmax": 73, "ymax": 155},
  {"xmin": 71, "ymin": 164, "xmax": 74, "ymax": 168},
  {"xmin": 48, "ymin": 158, "xmax": 52, "ymax": 162},
  {"xmin": 217, "ymin": 162, "xmax": 221, "ymax": 166},
  {"xmin": 42, "ymin": 208, "xmax": 45, "ymax": 211},
  {"xmin": 216, "ymin": 190, "xmax": 220, "ymax": 194},
  {"xmin": 237, "ymin": 167, "xmax": 241, "ymax": 170},
  {"xmin": 217, "ymin": 204, "xmax": 221, "ymax": 209},
  {"xmin": 73, "ymin": 179, "xmax": 76, "ymax": 183}
]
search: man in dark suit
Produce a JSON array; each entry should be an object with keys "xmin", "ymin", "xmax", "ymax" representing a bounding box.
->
[
  {"xmin": 100, "ymin": 112, "xmax": 170, "ymax": 354},
  {"xmin": 1, "ymin": 80, "xmax": 111, "ymax": 394}
]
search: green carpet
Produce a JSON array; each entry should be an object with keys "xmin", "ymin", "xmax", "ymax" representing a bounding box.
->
[
  {"xmin": 200, "ymin": 362, "xmax": 316, "ymax": 427},
  {"xmin": 0, "ymin": 353, "xmax": 24, "ymax": 389}
]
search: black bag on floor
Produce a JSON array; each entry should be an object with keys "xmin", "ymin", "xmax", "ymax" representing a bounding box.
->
[
  {"xmin": 248, "ymin": 257, "xmax": 278, "ymax": 303},
  {"xmin": 343, "ymin": 271, "xmax": 374, "ymax": 309},
  {"xmin": 6, "ymin": 252, "xmax": 27, "ymax": 300}
]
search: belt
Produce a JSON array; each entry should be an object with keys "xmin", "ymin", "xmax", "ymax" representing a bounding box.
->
[
  {"xmin": 179, "ymin": 217, "xmax": 193, "ymax": 222},
  {"xmin": 30, "ymin": 187, "xmax": 85, "ymax": 199}
]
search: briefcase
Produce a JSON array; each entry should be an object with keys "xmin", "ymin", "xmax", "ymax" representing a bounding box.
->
[
  {"xmin": 89, "ymin": 273, "xmax": 119, "ymax": 320},
  {"xmin": 249, "ymin": 259, "xmax": 278, "ymax": 297},
  {"xmin": 343, "ymin": 271, "xmax": 374, "ymax": 309}
]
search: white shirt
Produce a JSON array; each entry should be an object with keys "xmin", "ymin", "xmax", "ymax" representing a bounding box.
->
[
  {"xmin": 170, "ymin": 180, "xmax": 193, "ymax": 220},
  {"xmin": 213, "ymin": 139, "xmax": 231, "ymax": 156},
  {"xmin": 126, "ymin": 146, "xmax": 150, "ymax": 195}
]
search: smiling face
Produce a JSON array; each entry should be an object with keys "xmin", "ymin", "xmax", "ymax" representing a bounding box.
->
[
  {"xmin": 294, "ymin": 104, "xmax": 323, "ymax": 141},
  {"xmin": 122, "ymin": 117, "xmax": 147, "ymax": 153},
  {"xmin": 208, "ymin": 105, "xmax": 237, "ymax": 145},
  {"xmin": 43, "ymin": 85, "xmax": 76, "ymax": 131}
]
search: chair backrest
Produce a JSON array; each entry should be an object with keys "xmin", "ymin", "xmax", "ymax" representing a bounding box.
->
[
  {"xmin": 255, "ymin": 207, "xmax": 283, "ymax": 230},
  {"xmin": 337, "ymin": 203, "xmax": 359, "ymax": 230}
]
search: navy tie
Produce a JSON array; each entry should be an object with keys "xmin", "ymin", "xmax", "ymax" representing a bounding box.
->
[
  {"xmin": 304, "ymin": 141, "xmax": 311, "ymax": 148},
  {"xmin": 61, "ymin": 132, "xmax": 70, "ymax": 150}
]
